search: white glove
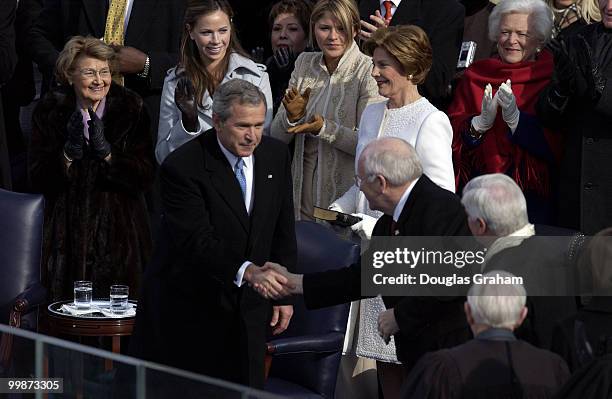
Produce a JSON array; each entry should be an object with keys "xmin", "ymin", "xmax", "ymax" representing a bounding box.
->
[
  {"xmin": 328, "ymin": 203, "xmax": 343, "ymax": 212},
  {"xmin": 497, "ymin": 79, "xmax": 520, "ymax": 133},
  {"xmin": 471, "ymin": 83, "xmax": 498, "ymax": 133},
  {"xmin": 350, "ymin": 213, "xmax": 378, "ymax": 240}
]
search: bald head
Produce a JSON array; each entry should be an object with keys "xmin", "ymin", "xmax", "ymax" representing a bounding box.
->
[{"xmin": 359, "ymin": 137, "xmax": 423, "ymax": 186}]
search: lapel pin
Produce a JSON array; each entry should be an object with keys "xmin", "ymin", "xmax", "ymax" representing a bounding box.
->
[{"xmin": 268, "ymin": 174, "xmax": 273, "ymax": 179}]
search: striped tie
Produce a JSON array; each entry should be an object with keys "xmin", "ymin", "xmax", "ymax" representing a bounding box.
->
[
  {"xmin": 104, "ymin": 0, "xmax": 127, "ymax": 85},
  {"xmin": 383, "ymin": 1, "xmax": 393, "ymax": 25},
  {"xmin": 235, "ymin": 158, "xmax": 247, "ymax": 201}
]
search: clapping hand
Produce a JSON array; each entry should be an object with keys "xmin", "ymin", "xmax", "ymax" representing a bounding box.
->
[
  {"xmin": 64, "ymin": 110, "xmax": 85, "ymax": 161},
  {"xmin": 359, "ymin": 10, "xmax": 388, "ymax": 41},
  {"xmin": 287, "ymin": 114, "xmax": 324, "ymax": 135},
  {"xmin": 496, "ymin": 80, "xmax": 520, "ymax": 132},
  {"xmin": 282, "ymin": 87, "xmax": 311, "ymax": 122},
  {"xmin": 549, "ymin": 38, "xmax": 578, "ymax": 97},
  {"xmin": 581, "ymin": 35, "xmax": 608, "ymax": 102},
  {"xmin": 174, "ymin": 77, "xmax": 199, "ymax": 132},
  {"xmin": 87, "ymin": 108, "xmax": 111, "ymax": 159},
  {"xmin": 377, "ymin": 308, "xmax": 400, "ymax": 345},
  {"xmin": 273, "ymin": 47, "xmax": 297, "ymax": 72},
  {"xmin": 471, "ymin": 83, "xmax": 498, "ymax": 134}
]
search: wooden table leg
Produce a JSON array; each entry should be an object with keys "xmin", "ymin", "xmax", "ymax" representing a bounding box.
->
[{"xmin": 105, "ymin": 336, "xmax": 120, "ymax": 371}]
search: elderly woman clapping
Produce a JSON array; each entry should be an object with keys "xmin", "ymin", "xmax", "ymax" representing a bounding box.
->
[
  {"xmin": 29, "ymin": 36, "xmax": 154, "ymax": 301},
  {"xmin": 448, "ymin": 0, "xmax": 563, "ymax": 224}
]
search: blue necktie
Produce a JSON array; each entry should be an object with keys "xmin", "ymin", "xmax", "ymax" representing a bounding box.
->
[{"xmin": 235, "ymin": 158, "xmax": 247, "ymax": 200}]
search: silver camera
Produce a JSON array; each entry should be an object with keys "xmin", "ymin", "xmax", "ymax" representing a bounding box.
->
[{"xmin": 457, "ymin": 41, "xmax": 477, "ymax": 69}]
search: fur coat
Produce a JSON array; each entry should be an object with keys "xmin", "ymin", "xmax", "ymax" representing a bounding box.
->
[{"xmin": 29, "ymin": 84, "xmax": 153, "ymax": 301}]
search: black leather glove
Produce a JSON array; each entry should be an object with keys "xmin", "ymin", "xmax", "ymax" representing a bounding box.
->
[
  {"xmin": 87, "ymin": 108, "xmax": 111, "ymax": 159},
  {"xmin": 64, "ymin": 110, "xmax": 84, "ymax": 161},
  {"xmin": 549, "ymin": 38, "xmax": 577, "ymax": 97},
  {"xmin": 580, "ymin": 34, "xmax": 608, "ymax": 102},
  {"xmin": 273, "ymin": 47, "xmax": 297, "ymax": 72},
  {"xmin": 174, "ymin": 76, "xmax": 199, "ymax": 132}
]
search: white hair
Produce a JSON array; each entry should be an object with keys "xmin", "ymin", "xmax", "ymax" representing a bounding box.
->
[
  {"xmin": 468, "ymin": 271, "xmax": 527, "ymax": 329},
  {"xmin": 461, "ymin": 173, "xmax": 529, "ymax": 236},
  {"xmin": 361, "ymin": 137, "xmax": 422, "ymax": 186},
  {"xmin": 489, "ymin": 0, "xmax": 554, "ymax": 45}
]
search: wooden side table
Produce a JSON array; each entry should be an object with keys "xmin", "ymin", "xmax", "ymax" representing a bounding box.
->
[{"xmin": 43, "ymin": 300, "xmax": 136, "ymax": 371}]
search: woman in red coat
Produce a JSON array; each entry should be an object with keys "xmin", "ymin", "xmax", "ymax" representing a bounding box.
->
[{"xmin": 448, "ymin": 0, "xmax": 562, "ymax": 224}]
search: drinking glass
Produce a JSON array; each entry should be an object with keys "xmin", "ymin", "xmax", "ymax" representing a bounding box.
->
[
  {"xmin": 110, "ymin": 285, "xmax": 129, "ymax": 314},
  {"xmin": 74, "ymin": 281, "xmax": 92, "ymax": 309}
]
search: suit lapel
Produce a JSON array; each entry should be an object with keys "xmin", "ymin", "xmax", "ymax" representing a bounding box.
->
[
  {"xmin": 125, "ymin": 0, "xmax": 158, "ymax": 45},
  {"xmin": 390, "ymin": 0, "xmax": 421, "ymax": 26},
  {"xmin": 82, "ymin": 0, "xmax": 107, "ymax": 38},
  {"xmin": 201, "ymin": 131, "xmax": 250, "ymax": 232}
]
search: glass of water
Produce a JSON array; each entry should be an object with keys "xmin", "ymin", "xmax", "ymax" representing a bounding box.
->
[
  {"xmin": 74, "ymin": 281, "xmax": 92, "ymax": 309},
  {"xmin": 110, "ymin": 285, "xmax": 129, "ymax": 314}
]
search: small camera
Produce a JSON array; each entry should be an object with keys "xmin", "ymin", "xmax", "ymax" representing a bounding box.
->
[{"xmin": 457, "ymin": 41, "xmax": 477, "ymax": 69}]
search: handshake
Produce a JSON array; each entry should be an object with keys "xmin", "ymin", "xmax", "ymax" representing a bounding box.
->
[{"xmin": 244, "ymin": 262, "xmax": 303, "ymax": 299}]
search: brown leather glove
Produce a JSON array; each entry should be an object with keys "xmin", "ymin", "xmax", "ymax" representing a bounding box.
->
[
  {"xmin": 282, "ymin": 87, "xmax": 311, "ymax": 123},
  {"xmin": 287, "ymin": 114, "xmax": 324, "ymax": 135}
]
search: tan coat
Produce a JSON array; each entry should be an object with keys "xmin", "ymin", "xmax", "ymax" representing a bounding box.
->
[{"xmin": 271, "ymin": 41, "xmax": 380, "ymax": 219}]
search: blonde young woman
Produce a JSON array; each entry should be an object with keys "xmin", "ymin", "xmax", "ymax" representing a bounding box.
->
[
  {"xmin": 546, "ymin": 0, "xmax": 601, "ymax": 37},
  {"xmin": 271, "ymin": 0, "xmax": 380, "ymax": 221}
]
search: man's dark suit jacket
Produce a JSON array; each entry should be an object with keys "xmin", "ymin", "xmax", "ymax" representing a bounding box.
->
[
  {"xmin": 303, "ymin": 174, "xmax": 472, "ymax": 370},
  {"xmin": 0, "ymin": 0, "xmax": 16, "ymax": 190},
  {"xmin": 484, "ymin": 226, "xmax": 581, "ymax": 350},
  {"xmin": 359, "ymin": 0, "xmax": 465, "ymax": 108},
  {"xmin": 132, "ymin": 129, "xmax": 296, "ymax": 388},
  {"xmin": 402, "ymin": 332, "xmax": 570, "ymax": 398}
]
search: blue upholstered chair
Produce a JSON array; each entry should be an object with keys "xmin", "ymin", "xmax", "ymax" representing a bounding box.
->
[
  {"xmin": 0, "ymin": 189, "xmax": 46, "ymax": 374},
  {"xmin": 265, "ymin": 221, "xmax": 360, "ymax": 398}
]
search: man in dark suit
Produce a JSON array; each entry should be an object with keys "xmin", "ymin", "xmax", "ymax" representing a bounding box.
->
[
  {"xmin": 401, "ymin": 272, "xmax": 570, "ymax": 398},
  {"xmin": 262, "ymin": 137, "xmax": 472, "ymax": 372},
  {"xmin": 358, "ymin": 0, "xmax": 465, "ymax": 108},
  {"xmin": 461, "ymin": 173, "xmax": 578, "ymax": 350},
  {"xmin": 132, "ymin": 79, "xmax": 296, "ymax": 389}
]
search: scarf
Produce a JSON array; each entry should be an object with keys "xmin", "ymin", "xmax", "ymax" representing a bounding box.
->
[{"xmin": 448, "ymin": 51, "xmax": 562, "ymax": 197}]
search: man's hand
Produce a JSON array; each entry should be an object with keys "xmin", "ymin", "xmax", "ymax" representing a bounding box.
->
[
  {"xmin": 270, "ymin": 305, "xmax": 294, "ymax": 335},
  {"xmin": 282, "ymin": 87, "xmax": 311, "ymax": 122},
  {"xmin": 287, "ymin": 114, "xmax": 324, "ymax": 135},
  {"xmin": 377, "ymin": 308, "xmax": 400, "ymax": 344},
  {"xmin": 244, "ymin": 263, "xmax": 291, "ymax": 299},
  {"xmin": 359, "ymin": 11, "xmax": 388, "ymax": 41},
  {"xmin": 111, "ymin": 45, "xmax": 148, "ymax": 74},
  {"xmin": 260, "ymin": 262, "xmax": 303, "ymax": 295}
]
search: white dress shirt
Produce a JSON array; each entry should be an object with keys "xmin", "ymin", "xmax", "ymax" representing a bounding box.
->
[
  {"xmin": 393, "ymin": 177, "xmax": 419, "ymax": 223},
  {"xmin": 216, "ymin": 136, "xmax": 256, "ymax": 287}
]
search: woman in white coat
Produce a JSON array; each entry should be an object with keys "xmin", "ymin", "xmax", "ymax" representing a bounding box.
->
[
  {"xmin": 156, "ymin": 0, "xmax": 272, "ymax": 164},
  {"xmin": 331, "ymin": 25, "xmax": 455, "ymax": 240}
]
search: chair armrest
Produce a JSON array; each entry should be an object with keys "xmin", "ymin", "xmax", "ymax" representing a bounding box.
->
[
  {"xmin": 266, "ymin": 332, "xmax": 345, "ymax": 355},
  {"xmin": 9, "ymin": 282, "xmax": 47, "ymax": 327}
]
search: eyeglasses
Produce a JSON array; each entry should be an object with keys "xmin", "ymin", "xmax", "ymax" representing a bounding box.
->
[{"xmin": 75, "ymin": 68, "xmax": 111, "ymax": 79}]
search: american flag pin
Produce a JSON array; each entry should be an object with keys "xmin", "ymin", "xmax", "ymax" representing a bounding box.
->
[{"xmin": 268, "ymin": 174, "xmax": 273, "ymax": 179}]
